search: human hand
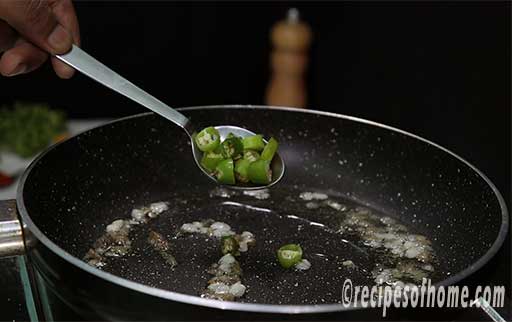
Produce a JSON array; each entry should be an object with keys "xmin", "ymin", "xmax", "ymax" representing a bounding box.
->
[{"xmin": 0, "ymin": 0, "xmax": 80, "ymax": 78}]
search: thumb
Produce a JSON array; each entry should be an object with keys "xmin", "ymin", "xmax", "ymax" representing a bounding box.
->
[{"xmin": 0, "ymin": 0, "xmax": 73, "ymax": 55}]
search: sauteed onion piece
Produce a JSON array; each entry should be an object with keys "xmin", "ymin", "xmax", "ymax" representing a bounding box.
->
[{"xmin": 202, "ymin": 254, "xmax": 247, "ymax": 301}]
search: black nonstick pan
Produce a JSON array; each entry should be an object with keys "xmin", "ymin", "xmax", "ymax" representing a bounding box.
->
[{"xmin": 0, "ymin": 105, "xmax": 508, "ymax": 320}]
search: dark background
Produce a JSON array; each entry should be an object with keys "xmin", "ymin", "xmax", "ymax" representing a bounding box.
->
[
  {"xmin": 0, "ymin": 1, "xmax": 510, "ymax": 317},
  {"xmin": 0, "ymin": 1, "xmax": 509, "ymax": 200}
]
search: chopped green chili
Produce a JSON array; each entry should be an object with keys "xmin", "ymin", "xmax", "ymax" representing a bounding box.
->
[
  {"xmin": 196, "ymin": 126, "xmax": 280, "ymax": 186},
  {"xmin": 248, "ymin": 160, "xmax": 272, "ymax": 184},
  {"xmin": 234, "ymin": 159, "xmax": 251, "ymax": 183},
  {"xmin": 195, "ymin": 127, "xmax": 220, "ymax": 152},
  {"xmin": 220, "ymin": 136, "xmax": 243, "ymax": 159},
  {"xmin": 242, "ymin": 135, "xmax": 265, "ymax": 151},
  {"xmin": 260, "ymin": 137, "xmax": 278, "ymax": 161},
  {"xmin": 243, "ymin": 150, "xmax": 260, "ymax": 163},
  {"xmin": 215, "ymin": 159, "xmax": 235, "ymax": 184},
  {"xmin": 221, "ymin": 236, "xmax": 240, "ymax": 256},
  {"xmin": 200, "ymin": 147, "xmax": 224, "ymax": 172},
  {"xmin": 277, "ymin": 244, "xmax": 303, "ymax": 268}
]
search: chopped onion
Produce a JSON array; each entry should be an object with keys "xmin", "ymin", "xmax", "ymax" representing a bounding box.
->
[
  {"xmin": 229, "ymin": 282, "xmax": 246, "ymax": 297},
  {"xmin": 208, "ymin": 283, "xmax": 230, "ymax": 294},
  {"xmin": 295, "ymin": 259, "xmax": 311, "ymax": 271},
  {"xmin": 243, "ymin": 189, "xmax": 270, "ymax": 200},
  {"xmin": 106, "ymin": 219, "xmax": 126, "ymax": 233},
  {"xmin": 405, "ymin": 247, "xmax": 422, "ymax": 259},
  {"xmin": 299, "ymin": 192, "xmax": 328, "ymax": 201},
  {"xmin": 131, "ymin": 209, "xmax": 145, "ymax": 221},
  {"xmin": 211, "ymin": 222, "xmax": 231, "ymax": 231},
  {"xmin": 219, "ymin": 254, "xmax": 236, "ymax": 266},
  {"xmin": 181, "ymin": 223, "xmax": 200, "ymax": 233},
  {"xmin": 305, "ymin": 202, "xmax": 320, "ymax": 209},
  {"xmin": 150, "ymin": 202, "xmax": 169, "ymax": 214},
  {"xmin": 325, "ymin": 200, "xmax": 346, "ymax": 211}
]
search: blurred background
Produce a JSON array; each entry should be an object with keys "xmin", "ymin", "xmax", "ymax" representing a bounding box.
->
[
  {"xmin": 0, "ymin": 2, "xmax": 510, "ymax": 319},
  {"xmin": 0, "ymin": 1, "xmax": 509, "ymax": 197}
]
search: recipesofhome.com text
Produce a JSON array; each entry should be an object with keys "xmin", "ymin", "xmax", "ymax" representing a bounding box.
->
[{"xmin": 342, "ymin": 278, "xmax": 505, "ymax": 317}]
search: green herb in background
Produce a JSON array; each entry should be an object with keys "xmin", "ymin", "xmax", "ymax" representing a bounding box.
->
[{"xmin": 0, "ymin": 102, "xmax": 67, "ymax": 158}]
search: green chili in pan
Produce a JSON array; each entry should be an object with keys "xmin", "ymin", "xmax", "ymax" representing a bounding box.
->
[{"xmin": 277, "ymin": 244, "xmax": 303, "ymax": 268}]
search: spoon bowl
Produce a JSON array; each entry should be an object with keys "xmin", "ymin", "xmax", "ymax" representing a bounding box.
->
[
  {"xmin": 55, "ymin": 45, "xmax": 284, "ymax": 189},
  {"xmin": 191, "ymin": 125, "xmax": 285, "ymax": 190}
]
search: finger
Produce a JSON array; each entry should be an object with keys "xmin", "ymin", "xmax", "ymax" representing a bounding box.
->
[
  {"xmin": 0, "ymin": 0, "xmax": 73, "ymax": 55},
  {"xmin": 50, "ymin": 56, "xmax": 73, "ymax": 79},
  {"xmin": 49, "ymin": 0, "xmax": 80, "ymax": 78},
  {"xmin": 50, "ymin": 0, "xmax": 80, "ymax": 46},
  {"xmin": 0, "ymin": 38, "xmax": 48, "ymax": 77},
  {"xmin": 0, "ymin": 20, "xmax": 17, "ymax": 52}
]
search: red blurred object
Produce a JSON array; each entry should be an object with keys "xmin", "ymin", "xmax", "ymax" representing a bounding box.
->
[{"xmin": 0, "ymin": 171, "xmax": 14, "ymax": 187}]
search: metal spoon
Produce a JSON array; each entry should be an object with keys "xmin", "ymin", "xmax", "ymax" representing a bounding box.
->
[{"xmin": 55, "ymin": 45, "xmax": 284, "ymax": 190}]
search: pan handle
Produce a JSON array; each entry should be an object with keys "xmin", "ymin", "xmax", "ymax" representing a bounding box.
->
[{"xmin": 0, "ymin": 199, "xmax": 25, "ymax": 257}]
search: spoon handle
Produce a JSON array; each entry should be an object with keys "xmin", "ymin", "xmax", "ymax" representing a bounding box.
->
[{"xmin": 56, "ymin": 45, "xmax": 194, "ymax": 135}]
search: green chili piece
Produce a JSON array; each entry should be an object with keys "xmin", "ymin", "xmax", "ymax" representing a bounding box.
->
[
  {"xmin": 277, "ymin": 244, "xmax": 303, "ymax": 268},
  {"xmin": 221, "ymin": 236, "xmax": 240, "ymax": 256},
  {"xmin": 261, "ymin": 137, "xmax": 279, "ymax": 161},
  {"xmin": 248, "ymin": 159, "xmax": 272, "ymax": 184},
  {"xmin": 242, "ymin": 135, "xmax": 265, "ymax": 151},
  {"xmin": 243, "ymin": 150, "xmax": 260, "ymax": 162},
  {"xmin": 234, "ymin": 159, "xmax": 251, "ymax": 183},
  {"xmin": 200, "ymin": 148, "xmax": 224, "ymax": 173},
  {"xmin": 220, "ymin": 136, "xmax": 243, "ymax": 159},
  {"xmin": 195, "ymin": 127, "xmax": 220, "ymax": 152},
  {"xmin": 215, "ymin": 159, "xmax": 235, "ymax": 184}
]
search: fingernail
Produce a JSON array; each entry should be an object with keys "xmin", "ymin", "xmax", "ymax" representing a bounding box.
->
[
  {"xmin": 48, "ymin": 25, "xmax": 72, "ymax": 53},
  {"xmin": 6, "ymin": 64, "xmax": 27, "ymax": 77}
]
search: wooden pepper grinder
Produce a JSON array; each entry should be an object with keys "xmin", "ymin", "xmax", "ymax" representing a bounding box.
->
[{"xmin": 265, "ymin": 8, "xmax": 312, "ymax": 108}]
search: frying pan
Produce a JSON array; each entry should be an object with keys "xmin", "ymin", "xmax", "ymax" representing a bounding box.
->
[{"xmin": 0, "ymin": 105, "xmax": 508, "ymax": 320}]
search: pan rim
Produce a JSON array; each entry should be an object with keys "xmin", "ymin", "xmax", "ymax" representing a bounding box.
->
[{"xmin": 16, "ymin": 104, "xmax": 509, "ymax": 314}]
